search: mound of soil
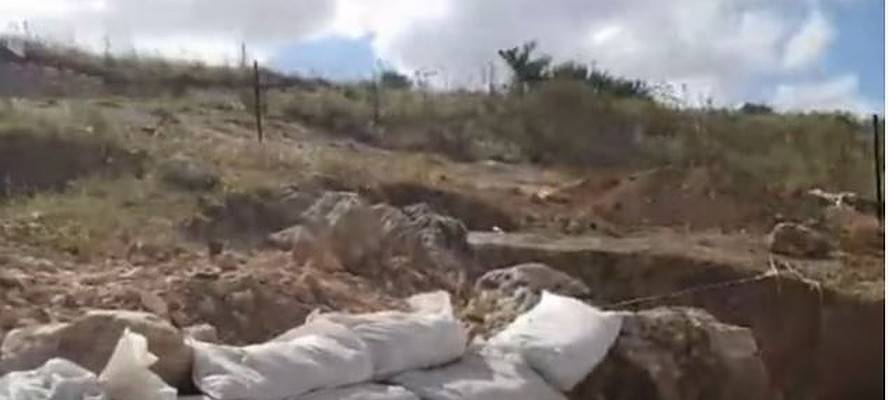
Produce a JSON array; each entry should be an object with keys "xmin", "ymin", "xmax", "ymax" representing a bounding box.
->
[{"xmin": 584, "ymin": 167, "xmax": 773, "ymax": 231}]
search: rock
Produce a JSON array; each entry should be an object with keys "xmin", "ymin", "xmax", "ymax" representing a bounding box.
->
[
  {"xmin": 183, "ymin": 324, "xmax": 218, "ymax": 343},
  {"xmin": 572, "ymin": 307, "xmax": 775, "ymax": 400},
  {"xmin": 476, "ymin": 262, "xmax": 589, "ymax": 298},
  {"xmin": 297, "ymin": 193, "xmax": 474, "ymax": 291},
  {"xmin": 159, "ymin": 158, "xmax": 220, "ymax": 191},
  {"xmin": 266, "ymin": 224, "xmax": 316, "ymax": 252},
  {"xmin": 0, "ymin": 310, "xmax": 193, "ymax": 390},
  {"xmin": 214, "ymin": 252, "xmax": 243, "ymax": 271},
  {"xmin": 768, "ymin": 222, "xmax": 833, "ymax": 258},
  {"xmin": 139, "ymin": 290, "xmax": 169, "ymax": 317},
  {"xmin": 0, "ymin": 269, "xmax": 28, "ymax": 289},
  {"xmin": 300, "ymin": 191, "xmax": 368, "ymax": 229},
  {"xmin": 1, "ymin": 323, "xmax": 69, "ymax": 371},
  {"xmin": 467, "ymin": 263, "xmax": 590, "ymax": 335}
]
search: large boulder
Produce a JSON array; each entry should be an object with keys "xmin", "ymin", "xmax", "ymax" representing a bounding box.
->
[
  {"xmin": 282, "ymin": 192, "xmax": 474, "ymax": 296},
  {"xmin": 464, "ymin": 263, "xmax": 591, "ymax": 337},
  {"xmin": 476, "ymin": 262, "xmax": 589, "ymax": 298},
  {"xmin": 572, "ymin": 307, "xmax": 775, "ymax": 400},
  {"xmin": 0, "ymin": 310, "xmax": 193, "ymax": 390},
  {"xmin": 768, "ymin": 222, "xmax": 833, "ymax": 258}
]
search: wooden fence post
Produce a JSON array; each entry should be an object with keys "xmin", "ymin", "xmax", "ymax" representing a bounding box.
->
[
  {"xmin": 253, "ymin": 60, "xmax": 263, "ymax": 143},
  {"xmin": 872, "ymin": 114, "xmax": 882, "ymax": 224}
]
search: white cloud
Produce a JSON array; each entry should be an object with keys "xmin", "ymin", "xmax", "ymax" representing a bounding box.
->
[
  {"xmin": 331, "ymin": 0, "xmax": 827, "ymax": 102},
  {"xmin": 0, "ymin": 0, "xmax": 877, "ymax": 113},
  {"xmin": 0, "ymin": 0, "xmax": 337, "ymax": 63},
  {"xmin": 782, "ymin": 10, "xmax": 836, "ymax": 70},
  {"xmin": 772, "ymin": 74, "xmax": 876, "ymax": 114}
]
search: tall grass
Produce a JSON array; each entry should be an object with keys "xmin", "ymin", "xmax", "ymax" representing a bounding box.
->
[{"xmin": 281, "ymin": 80, "xmax": 877, "ymax": 197}]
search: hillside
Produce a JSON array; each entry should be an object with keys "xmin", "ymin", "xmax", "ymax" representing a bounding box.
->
[{"xmin": 0, "ymin": 41, "xmax": 884, "ymax": 400}]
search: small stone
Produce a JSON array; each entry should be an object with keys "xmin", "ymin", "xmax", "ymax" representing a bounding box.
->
[
  {"xmin": 0, "ymin": 270, "xmax": 26, "ymax": 289},
  {"xmin": 183, "ymin": 324, "xmax": 218, "ymax": 343}
]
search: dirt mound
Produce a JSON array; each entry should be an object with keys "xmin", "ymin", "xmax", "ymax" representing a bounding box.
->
[
  {"xmin": 584, "ymin": 167, "xmax": 773, "ymax": 231},
  {"xmin": 0, "ymin": 190, "xmax": 479, "ymax": 346},
  {"xmin": 0, "ymin": 129, "xmax": 145, "ymax": 199},
  {"xmin": 0, "ymin": 249, "xmax": 409, "ymax": 346}
]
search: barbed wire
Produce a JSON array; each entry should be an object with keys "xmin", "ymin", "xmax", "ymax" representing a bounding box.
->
[{"xmin": 598, "ymin": 257, "xmax": 822, "ymax": 310}]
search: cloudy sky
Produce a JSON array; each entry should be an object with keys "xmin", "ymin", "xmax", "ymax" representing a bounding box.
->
[{"xmin": 1, "ymin": 0, "xmax": 883, "ymax": 113}]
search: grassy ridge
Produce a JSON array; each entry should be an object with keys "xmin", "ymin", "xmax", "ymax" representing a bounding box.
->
[{"xmin": 281, "ymin": 80, "xmax": 880, "ymax": 197}]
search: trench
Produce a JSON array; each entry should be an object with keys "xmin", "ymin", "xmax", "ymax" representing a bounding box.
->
[{"xmin": 469, "ymin": 232, "xmax": 884, "ymax": 400}]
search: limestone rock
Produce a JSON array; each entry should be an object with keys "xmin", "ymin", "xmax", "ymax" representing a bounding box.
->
[{"xmin": 572, "ymin": 307, "xmax": 775, "ymax": 400}]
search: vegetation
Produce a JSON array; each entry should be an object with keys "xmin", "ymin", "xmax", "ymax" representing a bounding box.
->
[
  {"xmin": 380, "ymin": 70, "xmax": 413, "ymax": 90},
  {"xmin": 280, "ymin": 76, "xmax": 877, "ymax": 197},
  {"xmin": 497, "ymin": 41, "xmax": 651, "ymax": 99},
  {"xmin": 497, "ymin": 41, "xmax": 552, "ymax": 90},
  {"xmin": 1, "ymin": 35, "xmax": 321, "ymax": 98},
  {"xmin": 2, "ymin": 36, "xmax": 881, "ymax": 206}
]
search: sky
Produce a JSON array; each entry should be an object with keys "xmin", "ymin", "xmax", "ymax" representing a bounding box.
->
[{"xmin": 0, "ymin": 0, "xmax": 883, "ymax": 114}]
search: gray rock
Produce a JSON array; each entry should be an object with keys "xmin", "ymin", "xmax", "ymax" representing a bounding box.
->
[
  {"xmin": 573, "ymin": 307, "xmax": 775, "ymax": 400},
  {"xmin": 159, "ymin": 158, "xmax": 220, "ymax": 191},
  {"xmin": 476, "ymin": 262, "xmax": 589, "ymax": 298},
  {"xmin": 292, "ymin": 192, "xmax": 474, "ymax": 294},
  {"xmin": 768, "ymin": 222, "xmax": 833, "ymax": 258}
]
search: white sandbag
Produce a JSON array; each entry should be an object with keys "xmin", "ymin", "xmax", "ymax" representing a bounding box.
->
[
  {"xmin": 0, "ymin": 358, "xmax": 106, "ymax": 400},
  {"xmin": 296, "ymin": 384, "xmax": 419, "ymax": 400},
  {"xmin": 308, "ymin": 291, "xmax": 467, "ymax": 378},
  {"xmin": 390, "ymin": 348, "xmax": 566, "ymax": 400},
  {"xmin": 98, "ymin": 328, "xmax": 177, "ymax": 400},
  {"xmin": 191, "ymin": 320, "xmax": 372, "ymax": 400},
  {"xmin": 488, "ymin": 291, "xmax": 622, "ymax": 391}
]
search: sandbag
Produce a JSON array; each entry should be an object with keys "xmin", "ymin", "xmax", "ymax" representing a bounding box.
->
[
  {"xmin": 488, "ymin": 291, "xmax": 622, "ymax": 391},
  {"xmin": 0, "ymin": 358, "xmax": 106, "ymax": 400},
  {"xmin": 390, "ymin": 348, "xmax": 566, "ymax": 400},
  {"xmin": 191, "ymin": 320, "xmax": 373, "ymax": 400},
  {"xmin": 98, "ymin": 328, "xmax": 177, "ymax": 400},
  {"xmin": 296, "ymin": 384, "xmax": 419, "ymax": 400},
  {"xmin": 308, "ymin": 291, "xmax": 467, "ymax": 378}
]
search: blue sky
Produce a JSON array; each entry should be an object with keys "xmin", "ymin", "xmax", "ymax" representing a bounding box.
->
[
  {"xmin": 2, "ymin": 0, "xmax": 884, "ymax": 113},
  {"xmin": 823, "ymin": 0, "xmax": 884, "ymax": 107},
  {"xmin": 271, "ymin": 35, "xmax": 377, "ymax": 81}
]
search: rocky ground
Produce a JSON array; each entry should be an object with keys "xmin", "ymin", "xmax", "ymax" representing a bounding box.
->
[{"xmin": 0, "ymin": 94, "xmax": 883, "ymax": 399}]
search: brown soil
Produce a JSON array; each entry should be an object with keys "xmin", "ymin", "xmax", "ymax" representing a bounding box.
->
[{"xmin": 581, "ymin": 166, "xmax": 772, "ymax": 231}]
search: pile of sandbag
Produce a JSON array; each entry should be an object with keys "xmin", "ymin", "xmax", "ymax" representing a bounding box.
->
[
  {"xmin": 0, "ymin": 291, "xmax": 623, "ymax": 400},
  {"xmin": 190, "ymin": 291, "xmax": 469, "ymax": 400}
]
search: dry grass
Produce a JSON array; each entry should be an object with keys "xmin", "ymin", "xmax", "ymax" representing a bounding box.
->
[
  {"xmin": 280, "ymin": 80, "xmax": 879, "ymax": 198},
  {"xmin": 0, "ymin": 175, "xmax": 198, "ymax": 259}
]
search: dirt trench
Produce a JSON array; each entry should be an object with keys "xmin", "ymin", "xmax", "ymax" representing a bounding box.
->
[{"xmin": 470, "ymin": 232, "xmax": 884, "ymax": 400}]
